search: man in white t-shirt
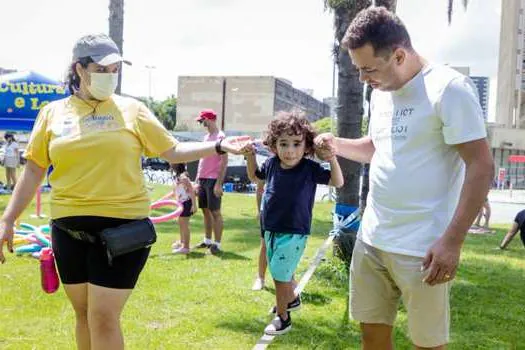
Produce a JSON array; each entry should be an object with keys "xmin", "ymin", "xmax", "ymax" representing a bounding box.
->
[{"xmin": 316, "ymin": 7, "xmax": 494, "ymax": 350}]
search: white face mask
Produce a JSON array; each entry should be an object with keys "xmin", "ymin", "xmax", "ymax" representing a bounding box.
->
[{"xmin": 87, "ymin": 72, "xmax": 118, "ymax": 100}]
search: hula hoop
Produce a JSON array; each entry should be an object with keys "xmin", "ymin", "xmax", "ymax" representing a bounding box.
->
[
  {"xmin": 154, "ymin": 191, "xmax": 174, "ymax": 203},
  {"xmin": 149, "ymin": 200, "xmax": 183, "ymax": 224}
]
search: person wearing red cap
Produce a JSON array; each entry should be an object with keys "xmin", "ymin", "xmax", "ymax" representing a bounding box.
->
[{"xmin": 194, "ymin": 109, "xmax": 227, "ymax": 254}]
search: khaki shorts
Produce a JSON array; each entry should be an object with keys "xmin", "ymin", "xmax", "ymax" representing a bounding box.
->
[{"xmin": 350, "ymin": 239, "xmax": 450, "ymax": 348}]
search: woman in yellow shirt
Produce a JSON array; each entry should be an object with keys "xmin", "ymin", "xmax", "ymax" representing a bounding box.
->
[{"xmin": 0, "ymin": 34, "xmax": 248, "ymax": 350}]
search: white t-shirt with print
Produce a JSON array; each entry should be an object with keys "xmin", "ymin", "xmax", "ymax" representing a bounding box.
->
[{"xmin": 359, "ymin": 64, "xmax": 487, "ymax": 257}]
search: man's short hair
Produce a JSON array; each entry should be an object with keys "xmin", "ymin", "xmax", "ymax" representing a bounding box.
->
[{"xmin": 341, "ymin": 6, "xmax": 412, "ymax": 57}]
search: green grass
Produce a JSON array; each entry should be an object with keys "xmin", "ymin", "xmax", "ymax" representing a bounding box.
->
[{"xmin": 0, "ymin": 182, "xmax": 524, "ymax": 349}]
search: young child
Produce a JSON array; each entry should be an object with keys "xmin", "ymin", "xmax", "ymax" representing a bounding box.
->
[
  {"xmin": 245, "ymin": 111, "xmax": 344, "ymax": 335},
  {"xmin": 171, "ymin": 163, "xmax": 197, "ymax": 254}
]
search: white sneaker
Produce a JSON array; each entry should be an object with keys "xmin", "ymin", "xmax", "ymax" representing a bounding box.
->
[
  {"xmin": 172, "ymin": 247, "xmax": 189, "ymax": 254},
  {"xmin": 251, "ymin": 277, "xmax": 265, "ymax": 291}
]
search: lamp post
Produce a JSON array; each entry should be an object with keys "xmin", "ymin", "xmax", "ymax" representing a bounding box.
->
[
  {"xmin": 329, "ymin": 43, "xmax": 337, "ymax": 202},
  {"xmin": 145, "ymin": 65, "xmax": 156, "ymax": 102}
]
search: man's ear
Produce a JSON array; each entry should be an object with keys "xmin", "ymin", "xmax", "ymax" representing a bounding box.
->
[{"xmin": 393, "ymin": 48, "xmax": 406, "ymax": 65}]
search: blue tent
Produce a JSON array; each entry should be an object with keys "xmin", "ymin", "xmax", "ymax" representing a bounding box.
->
[{"xmin": 0, "ymin": 71, "xmax": 70, "ymax": 131}]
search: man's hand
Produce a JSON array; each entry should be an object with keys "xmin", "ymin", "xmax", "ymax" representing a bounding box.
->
[
  {"xmin": 314, "ymin": 133, "xmax": 336, "ymax": 161},
  {"xmin": 315, "ymin": 133, "xmax": 335, "ymax": 149},
  {"xmin": 213, "ymin": 183, "xmax": 223, "ymax": 197},
  {"xmin": 0, "ymin": 218, "xmax": 16, "ymax": 264},
  {"xmin": 421, "ymin": 235, "xmax": 462, "ymax": 286}
]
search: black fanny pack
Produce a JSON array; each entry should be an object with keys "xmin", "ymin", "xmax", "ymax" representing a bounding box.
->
[
  {"xmin": 52, "ymin": 218, "xmax": 157, "ymax": 265},
  {"xmin": 99, "ymin": 218, "xmax": 157, "ymax": 265}
]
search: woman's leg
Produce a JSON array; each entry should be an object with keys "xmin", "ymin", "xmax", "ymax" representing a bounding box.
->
[
  {"xmin": 178, "ymin": 217, "xmax": 191, "ymax": 249},
  {"xmin": 63, "ymin": 283, "xmax": 90, "ymax": 350},
  {"xmin": 88, "ymin": 284, "xmax": 133, "ymax": 350}
]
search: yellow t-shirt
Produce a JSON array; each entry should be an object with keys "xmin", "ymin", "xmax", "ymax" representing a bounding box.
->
[{"xmin": 24, "ymin": 94, "xmax": 178, "ymax": 219}]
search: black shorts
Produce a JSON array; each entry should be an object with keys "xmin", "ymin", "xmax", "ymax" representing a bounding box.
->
[
  {"xmin": 198, "ymin": 178, "xmax": 222, "ymax": 211},
  {"xmin": 51, "ymin": 216, "xmax": 150, "ymax": 289},
  {"xmin": 180, "ymin": 199, "xmax": 193, "ymax": 217}
]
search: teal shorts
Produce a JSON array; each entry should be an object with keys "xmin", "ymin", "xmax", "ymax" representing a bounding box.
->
[{"xmin": 264, "ymin": 231, "xmax": 307, "ymax": 282}]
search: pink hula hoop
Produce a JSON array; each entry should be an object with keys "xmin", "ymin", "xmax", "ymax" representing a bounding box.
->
[{"xmin": 149, "ymin": 200, "xmax": 183, "ymax": 224}]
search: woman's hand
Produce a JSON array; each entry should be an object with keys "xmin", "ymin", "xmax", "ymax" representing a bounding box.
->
[
  {"xmin": 220, "ymin": 136, "xmax": 254, "ymax": 155},
  {"xmin": 0, "ymin": 218, "xmax": 16, "ymax": 264}
]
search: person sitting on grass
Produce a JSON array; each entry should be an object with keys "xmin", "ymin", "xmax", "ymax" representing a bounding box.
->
[
  {"xmin": 244, "ymin": 111, "xmax": 344, "ymax": 335},
  {"xmin": 499, "ymin": 209, "xmax": 525, "ymax": 250},
  {"xmin": 171, "ymin": 163, "xmax": 197, "ymax": 254}
]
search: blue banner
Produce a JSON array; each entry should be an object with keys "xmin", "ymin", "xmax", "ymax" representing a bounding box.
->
[{"xmin": 0, "ymin": 71, "xmax": 70, "ymax": 131}]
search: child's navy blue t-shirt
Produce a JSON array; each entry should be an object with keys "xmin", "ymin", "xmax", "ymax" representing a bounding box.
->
[{"xmin": 255, "ymin": 156, "xmax": 331, "ymax": 235}]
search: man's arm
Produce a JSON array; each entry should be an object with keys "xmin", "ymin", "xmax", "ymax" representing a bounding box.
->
[
  {"xmin": 315, "ymin": 133, "xmax": 375, "ymax": 164},
  {"xmin": 500, "ymin": 222, "xmax": 520, "ymax": 249},
  {"xmin": 422, "ymin": 138, "xmax": 494, "ymax": 285},
  {"xmin": 442, "ymin": 139, "xmax": 494, "ymax": 246}
]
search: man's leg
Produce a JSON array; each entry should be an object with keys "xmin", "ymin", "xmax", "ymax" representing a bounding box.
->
[
  {"xmin": 350, "ymin": 240, "xmax": 400, "ymax": 349},
  {"xmin": 211, "ymin": 209, "xmax": 223, "ymax": 244},
  {"xmin": 361, "ymin": 323, "xmax": 393, "ymax": 350},
  {"xmin": 202, "ymin": 208, "xmax": 213, "ymax": 241}
]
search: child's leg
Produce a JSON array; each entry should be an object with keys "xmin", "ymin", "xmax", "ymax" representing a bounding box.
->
[
  {"xmin": 274, "ymin": 280, "xmax": 293, "ymax": 320},
  {"xmin": 258, "ymin": 238, "xmax": 267, "ymax": 279},
  {"xmin": 266, "ymin": 233, "xmax": 307, "ymax": 307},
  {"xmin": 178, "ymin": 217, "xmax": 191, "ymax": 249}
]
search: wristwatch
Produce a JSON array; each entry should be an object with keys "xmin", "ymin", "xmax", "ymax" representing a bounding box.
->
[{"xmin": 215, "ymin": 138, "xmax": 226, "ymax": 155}]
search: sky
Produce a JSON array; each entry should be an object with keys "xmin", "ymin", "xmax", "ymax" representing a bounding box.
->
[{"xmin": 1, "ymin": 0, "xmax": 501, "ymax": 119}]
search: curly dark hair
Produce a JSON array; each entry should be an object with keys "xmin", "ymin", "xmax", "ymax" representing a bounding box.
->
[
  {"xmin": 263, "ymin": 111, "xmax": 317, "ymax": 156},
  {"xmin": 341, "ymin": 6, "xmax": 412, "ymax": 57}
]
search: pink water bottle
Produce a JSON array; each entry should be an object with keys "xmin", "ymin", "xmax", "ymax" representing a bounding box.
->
[{"xmin": 40, "ymin": 248, "xmax": 60, "ymax": 294}]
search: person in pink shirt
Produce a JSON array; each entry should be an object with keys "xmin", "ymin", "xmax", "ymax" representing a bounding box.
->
[{"xmin": 194, "ymin": 109, "xmax": 228, "ymax": 254}]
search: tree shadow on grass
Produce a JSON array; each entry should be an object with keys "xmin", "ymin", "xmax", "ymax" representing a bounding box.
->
[{"xmin": 214, "ymin": 250, "xmax": 251, "ymax": 261}]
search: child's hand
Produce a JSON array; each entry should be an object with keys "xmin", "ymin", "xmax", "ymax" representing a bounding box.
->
[
  {"xmin": 239, "ymin": 140, "xmax": 256, "ymax": 155},
  {"xmin": 315, "ymin": 143, "xmax": 335, "ymax": 161}
]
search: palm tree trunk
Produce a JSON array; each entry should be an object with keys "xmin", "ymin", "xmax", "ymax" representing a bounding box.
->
[
  {"xmin": 332, "ymin": 3, "xmax": 368, "ymax": 264},
  {"xmin": 330, "ymin": 0, "xmax": 397, "ymax": 264},
  {"xmin": 109, "ymin": 0, "xmax": 124, "ymax": 94}
]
